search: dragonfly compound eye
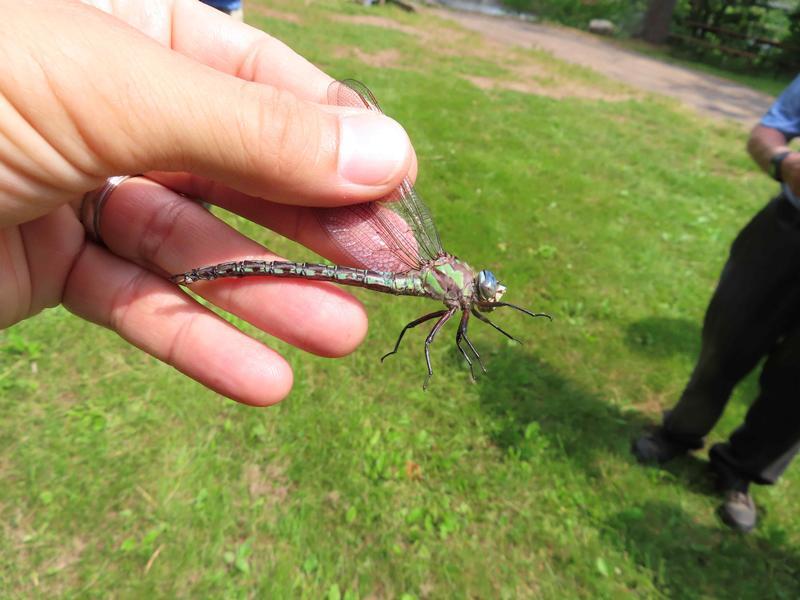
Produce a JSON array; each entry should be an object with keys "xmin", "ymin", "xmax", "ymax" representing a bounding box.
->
[{"xmin": 477, "ymin": 270, "xmax": 499, "ymax": 301}]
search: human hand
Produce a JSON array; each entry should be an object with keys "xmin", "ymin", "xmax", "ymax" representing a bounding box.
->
[{"xmin": 1, "ymin": 0, "xmax": 416, "ymax": 405}]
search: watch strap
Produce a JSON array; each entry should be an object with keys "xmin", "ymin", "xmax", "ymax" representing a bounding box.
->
[{"xmin": 771, "ymin": 151, "xmax": 792, "ymax": 183}]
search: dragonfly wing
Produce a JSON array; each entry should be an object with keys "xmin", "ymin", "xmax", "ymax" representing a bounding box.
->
[
  {"xmin": 381, "ymin": 179, "xmax": 443, "ymax": 265},
  {"xmin": 314, "ymin": 80, "xmax": 445, "ymax": 272},
  {"xmin": 314, "ymin": 203, "xmax": 421, "ymax": 273},
  {"xmin": 330, "ymin": 78, "xmax": 384, "ymax": 112}
]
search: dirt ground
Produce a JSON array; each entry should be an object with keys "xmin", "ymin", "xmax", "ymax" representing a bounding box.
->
[{"xmin": 438, "ymin": 10, "xmax": 775, "ymax": 126}]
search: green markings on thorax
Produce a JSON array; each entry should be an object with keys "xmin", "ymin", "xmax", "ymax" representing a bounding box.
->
[
  {"xmin": 435, "ymin": 262, "xmax": 466, "ymax": 289},
  {"xmin": 422, "ymin": 262, "xmax": 467, "ymax": 297},
  {"xmin": 422, "ymin": 270, "xmax": 446, "ymax": 296}
]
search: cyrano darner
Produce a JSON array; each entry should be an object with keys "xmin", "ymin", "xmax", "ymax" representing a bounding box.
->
[{"xmin": 171, "ymin": 80, "xmax": 550, "ymax": 387}]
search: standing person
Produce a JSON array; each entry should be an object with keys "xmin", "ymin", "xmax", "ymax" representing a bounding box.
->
[{"xmin": 633, "ymin": 75, "xmax": 800, "ymax": 533}]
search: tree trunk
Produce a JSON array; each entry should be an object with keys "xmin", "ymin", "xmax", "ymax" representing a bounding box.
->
[{"xmin": 639, "ymin": 0, "xmax": 679, "ymax": 44}]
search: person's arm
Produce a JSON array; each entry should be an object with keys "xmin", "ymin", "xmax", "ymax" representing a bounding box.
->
[
  {"xmin": 748, "ymin": 125, "xmax": 800, "ymax": 195},
  {"xmin": 747, "ymin": 125, "xmax": 791, "ymax": 173},
  {"xmin": 748, "ymin": 75, "xmax": 800, "ymax": 195}
]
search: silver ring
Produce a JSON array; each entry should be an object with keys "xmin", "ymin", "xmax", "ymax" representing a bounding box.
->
[{"xmin": 80, "ymin": 175, "xmax": 139, "ymax": 246}]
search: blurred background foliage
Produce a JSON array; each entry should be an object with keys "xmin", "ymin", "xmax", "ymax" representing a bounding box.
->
[{"xmin": 500, "ymin": 0, "xmax": 800, "ymax": 76}]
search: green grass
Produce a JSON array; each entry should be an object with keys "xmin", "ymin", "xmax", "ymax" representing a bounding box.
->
[{"xmin": 2, "ymin": 1, "xmax": 799, "ymax": 597}]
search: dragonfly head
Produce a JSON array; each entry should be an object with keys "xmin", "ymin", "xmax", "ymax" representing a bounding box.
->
[
  {"xmin": 476, "ymin": 270, "xmax": 507, "ymax": 306},
  {"xmin": 474, "ymin": 270, "xmax": 552, "ymax": 322}
]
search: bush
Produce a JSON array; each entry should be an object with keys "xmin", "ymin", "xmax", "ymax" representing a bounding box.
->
[{"xmin": 670, "ymin": 0, "xmax": 799, "ymax": 74}]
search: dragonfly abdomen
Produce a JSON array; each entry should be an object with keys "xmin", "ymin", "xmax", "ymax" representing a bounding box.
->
[{"xmin": 171, "ymin": 260, "xmax": 426, "ymax": 297}]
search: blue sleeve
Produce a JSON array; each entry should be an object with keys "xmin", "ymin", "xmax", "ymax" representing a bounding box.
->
[{"xmin": 761, "ymin": 75, "xmax": 800, "ymax": 139}]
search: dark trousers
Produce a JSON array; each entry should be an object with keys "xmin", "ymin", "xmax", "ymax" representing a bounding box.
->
[{"xmin": 663, "ymin": 193, "xmax": 800, "ymax": 484}]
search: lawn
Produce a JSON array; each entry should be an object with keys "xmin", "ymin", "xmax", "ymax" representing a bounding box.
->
[{"xmin": 1, "ymin": 1, "xmax": 798, "ymax": 597}]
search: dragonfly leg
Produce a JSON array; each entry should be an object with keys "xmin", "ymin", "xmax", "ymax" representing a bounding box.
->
[
  {"xmin": 472, "ymin": 308, "xmax": 523, "ymax": 344},
  {"xmin": 454, "ymin": 331, "xmax": 475, "ymax": 382},
  {"xmin": 492, "ymin": 302, "xmax": 553, "ymax": 321},
  {"xmin": 381, "ymin": 310, "xmax": 447, "ymax": 363},
  {"xmin": 423, "ymin": 307, "xmax": 457, "ymax": 390},
  {"xmin": 455, "ymin": 311, "xmax": 480, "ymax": 381},
  {"xmin": 458, "ymin": 310, "xmax": 486, "ymax": 376}
]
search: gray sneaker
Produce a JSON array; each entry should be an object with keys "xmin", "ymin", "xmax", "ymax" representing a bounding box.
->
[
  {"xmin": 709, "ymin": 443, "xmax": 757, "ymax": 532},
  {"xmin": 718, "ymin": 489, "xmax": 757, "ymax": 533}
]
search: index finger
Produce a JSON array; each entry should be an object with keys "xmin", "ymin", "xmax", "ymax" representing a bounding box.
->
[
  {"xmin": 172, "ymin": 0, "xmax": 333, "ymax": 101},
  {"xmin": 100, "ymin": 0, "xmax": 332, "ymax": 102}
]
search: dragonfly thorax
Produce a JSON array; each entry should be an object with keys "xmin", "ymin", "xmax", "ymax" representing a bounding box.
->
[
  {"xmin": 418, "ymin": 260, "xmax": 508, "ymax": 311},
  {"xmin": 418, "ymin": 257, "xmax": 477, "ymax": 307}
]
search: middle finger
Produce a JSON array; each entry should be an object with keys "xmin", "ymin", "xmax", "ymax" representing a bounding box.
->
[{"xmin": 97, "ymin": 177, "xmax": 368, "ymax": 358}]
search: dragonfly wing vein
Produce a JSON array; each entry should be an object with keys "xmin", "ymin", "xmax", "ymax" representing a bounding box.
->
[{"xmin": 315, "ymin": 203, "xmax": 421, "ymax": 272}]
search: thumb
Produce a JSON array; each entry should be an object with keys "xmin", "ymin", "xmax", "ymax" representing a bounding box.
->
[
  {"xmin": 1, "ymin": 2, "xmax": 413, "ymax": 224},
  {"xmin": 144, "ymin": 79, "xmax": 415, "ymax": 206}
]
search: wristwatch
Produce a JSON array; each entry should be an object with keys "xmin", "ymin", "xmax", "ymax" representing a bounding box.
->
[{"xmin": 770, "ymin": 151, "xmax": 792, "ymax": 182}]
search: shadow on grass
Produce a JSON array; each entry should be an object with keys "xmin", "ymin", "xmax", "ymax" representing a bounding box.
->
[
  {"xmin": 473, "ymin": 344, "xmax": 800, "ymax": 596},
  {"xmin": 472, "ymin": 345, "xmax": 651, "ymax": 478},
  {"xmin": 606, "ymin": 500, "xmax": 800, "ymax": 598},
  {"xmin": 624, "ymin": 316, "xmax": 701, "ymax": 359},
  {"xmin": 468, "ymin": 343, "xmax": 727, "ymax": 496}
]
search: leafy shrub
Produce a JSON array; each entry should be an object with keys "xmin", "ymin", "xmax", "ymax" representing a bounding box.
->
[{"xmin": 670, "ymin": 0, "xmax": 798, "ymax": 73}]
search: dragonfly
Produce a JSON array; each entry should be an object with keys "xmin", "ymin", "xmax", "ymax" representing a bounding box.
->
[{"xmin": 171, "ymin": 80, "xmax": 550, "ymax": 388}]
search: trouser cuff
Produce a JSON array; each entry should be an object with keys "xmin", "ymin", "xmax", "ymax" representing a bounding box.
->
[{"xmin": 661, "ymin": 411, "xmax": 705, "ymax": 450}]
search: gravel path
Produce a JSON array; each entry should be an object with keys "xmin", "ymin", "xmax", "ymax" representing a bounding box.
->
[{"xmin": 439, "ymin": 10, "xmax": 775, "ymax": 125}]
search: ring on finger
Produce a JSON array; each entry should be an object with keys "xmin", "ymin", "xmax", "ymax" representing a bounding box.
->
[{"xmin": 80, "ymin": 175, "xmax": 141, "ymax": 247}]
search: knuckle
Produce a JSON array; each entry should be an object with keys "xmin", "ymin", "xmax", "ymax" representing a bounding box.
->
[
  {"xmin": 163, "ymin": 312, "xmax": 198, "ymax": 370},
  {"xmin": 107, "ymin": 269, "xmax": 150, "ymax": 334},
  {"xmin": 244, "ymin": 85, "xmax": 323, "ymax": 184},
  {"xmin": 135, "ymin": 196, "xmax": 194, "ymax": 268}
]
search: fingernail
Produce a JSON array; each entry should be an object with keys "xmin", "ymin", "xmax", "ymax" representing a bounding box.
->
[{"xmin": 338, "ymin": 113, "xmax": 411, "ymax": 185}]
